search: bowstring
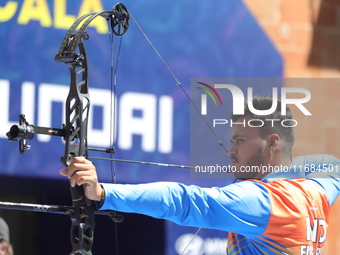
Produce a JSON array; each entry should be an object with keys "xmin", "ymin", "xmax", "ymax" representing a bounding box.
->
[
  {"xmin": 109, "ymin": 28, "xmax": 123, "ymax": 186},
  {"xmin": 128, "ymin": 10, "xmax": 231, "ymax": 254},
  {"xmin": 108, "ymin": 20, "xmax": 124, "ymax": 255}
]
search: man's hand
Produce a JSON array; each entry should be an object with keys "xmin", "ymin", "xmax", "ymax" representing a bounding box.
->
[{"xmin": 60, "ymin": 157, "xmax": 103, "ymax": 201}]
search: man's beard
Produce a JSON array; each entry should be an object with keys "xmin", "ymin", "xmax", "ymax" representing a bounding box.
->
[
  {"xmin": 246, "ymin": 145, "xmax": 264, "ymax": 169},
  {"xmin": 235, "ymin": 145, "xmax": 264, "ymax": 180}
]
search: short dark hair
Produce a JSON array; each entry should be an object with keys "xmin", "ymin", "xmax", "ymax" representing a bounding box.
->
[{"xmin": 231, "ymin": 95, "xmax": 295, "ymax": 157}]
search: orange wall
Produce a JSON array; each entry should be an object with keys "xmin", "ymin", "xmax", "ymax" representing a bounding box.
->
[{"xmin": 243, "ymin": 0, "xmax": 340, "ymax": 253}]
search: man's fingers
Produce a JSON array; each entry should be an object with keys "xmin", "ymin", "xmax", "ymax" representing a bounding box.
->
[
  {"xmin": 59, "ymin": 156, "xmax": 101, "ymax": 201},
  {"xmin": 59, "ymin": 168, "xmax": 67, "ymax": 176},
  {"xmin": 65, "ymin": 157, "xmax": 94, "ymax": 178},
  {"xmin": 74, "ymin": 175, "xmax": 97, "ymax": 187},
  {"xmin": 74, "ymin": 156, "xmax": 92, "ymax": 164},
  {"xmin": 69, "ymin": 170, "xmax": 97, "ymax": 187}
]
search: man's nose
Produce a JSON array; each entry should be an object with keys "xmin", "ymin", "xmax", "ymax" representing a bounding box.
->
[{"xmin": 228, "ymin": 144, "xmax": 236, "ymax": 157}]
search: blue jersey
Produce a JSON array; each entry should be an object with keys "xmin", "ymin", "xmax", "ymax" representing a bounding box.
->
[{"xmin": 99, "ymin": 154, "xmax": 340, "ymax": 254}]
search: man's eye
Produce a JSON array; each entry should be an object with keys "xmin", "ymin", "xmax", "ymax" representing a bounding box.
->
[{"xmin": 230, "ymin": 139, "xmax": 244, "ymax": 144}]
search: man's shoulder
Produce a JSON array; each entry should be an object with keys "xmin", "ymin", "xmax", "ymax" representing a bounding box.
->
[{"xmin": 293, "ymin": 154, "xmax": 340, "ymax": 173}]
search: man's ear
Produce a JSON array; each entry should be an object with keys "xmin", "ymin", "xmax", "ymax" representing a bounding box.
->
[{"xmin": 267, "ymin": 134, "xmax": 280, "ymax": 153}]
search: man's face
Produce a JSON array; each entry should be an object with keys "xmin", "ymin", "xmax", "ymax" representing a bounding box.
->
[{"xmin": 228, "ymin": 115, "xmax": 266, "ymax": 179}]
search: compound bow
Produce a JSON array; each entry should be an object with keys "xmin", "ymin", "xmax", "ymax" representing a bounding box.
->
[
  {"xmin": 3, "ymin": 2, "xmax": 229, "ymax": 254},
  {"xmin": 5, "ymin": 3, "xmax": 129, "ymax": 255}
]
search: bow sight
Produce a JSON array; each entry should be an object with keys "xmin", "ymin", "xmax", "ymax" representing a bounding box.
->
[{"xmin": 6, "ymin": 114, "xmax": 67, "ymax": 154}]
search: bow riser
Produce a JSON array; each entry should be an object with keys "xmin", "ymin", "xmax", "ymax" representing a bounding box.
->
[{"xmin": 62, "ymin": 39, "xmax": 95, "ymax": 255}]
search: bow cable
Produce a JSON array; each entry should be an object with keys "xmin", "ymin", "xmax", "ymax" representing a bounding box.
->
[{"xmin": 108, "ymin": 18, "xmax": 125, "ymax": 255}]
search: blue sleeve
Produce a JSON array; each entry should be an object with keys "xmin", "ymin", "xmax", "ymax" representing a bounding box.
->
[
  {"xmin": 293, "ymin": 154, "xmax": 340, "ymax": 205},
  {"xmin": 293, "ymin": 154, "xmax": 340, "ymax": 177},
  {"xmin": 100, "ymin": 181, "xmax": 271, "ymax": 237}
]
